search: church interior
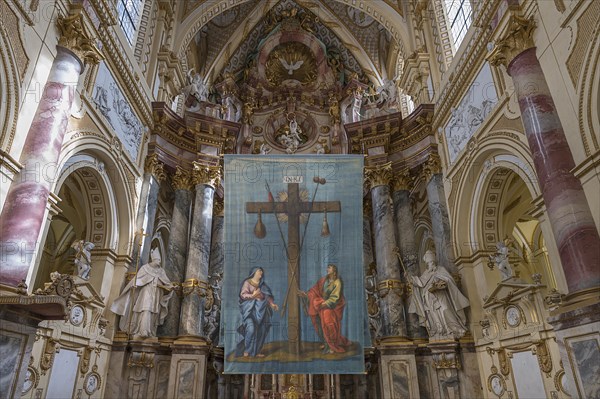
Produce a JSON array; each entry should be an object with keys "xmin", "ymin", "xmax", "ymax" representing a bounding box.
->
[{"xmin": 1, "ymin": 0, "xmax": 599, "ymax": 397}]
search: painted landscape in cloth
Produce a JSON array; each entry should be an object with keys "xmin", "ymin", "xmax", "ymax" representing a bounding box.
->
[{"xmin": 223, "ymin": 155, "xmax": 366, "ymax": 374}]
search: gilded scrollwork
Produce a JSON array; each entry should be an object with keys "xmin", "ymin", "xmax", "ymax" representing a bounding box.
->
[
  {"xmin": 40, "ymin": 338, "xmax": 60, "ymax": 375},
  {"xmin": 535, "ymin": 340, "xmax": 553, "ymax": 376}
]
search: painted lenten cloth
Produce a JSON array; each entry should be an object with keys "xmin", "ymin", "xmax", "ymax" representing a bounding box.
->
[{"xmin": 223, "ymin": 155, "xmax": 366, "ymax": 374}]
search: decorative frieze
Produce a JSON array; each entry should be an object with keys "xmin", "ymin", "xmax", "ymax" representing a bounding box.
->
[{"xmin": 364, "ymin": 162, "xmax": 393, "ymax": 189}]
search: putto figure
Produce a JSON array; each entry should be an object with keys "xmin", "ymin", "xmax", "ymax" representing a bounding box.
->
[
  {"xmin": 110, "ymin": 248, "xmax": 173, "ymax": 338},
  {"xmin": 236, "ymin": 267, "xmax": 279, "ymax": 358},
  {"xmin": 408, "ymin": 250, "xmax": 470, "ymax": 339},
  {"xmin": 71, "ymin": 240, "xmax": 94, "ymax": 280},
  {"xmin": 299, "ymin": 264, "xmax": 351, "ymax": 353}
]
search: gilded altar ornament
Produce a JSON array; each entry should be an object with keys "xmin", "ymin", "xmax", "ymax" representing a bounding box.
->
[
  {"xmin": 40, "ymin": 338, "xmax": 60, "ymax": 375},
  {"xmin": 265, "ymin": 42, "xmax": 317, "ymax": 86},
  {"xmin": 535, "ymin": 340, "xmax": 553, "ymax": 376},
  {"xmin": 144, "ymin": 153, "xmax": 166, "ymax": 182},
  {"xmin": 421, "ymin": 152, "xmax": 442, "ymax": 181}
]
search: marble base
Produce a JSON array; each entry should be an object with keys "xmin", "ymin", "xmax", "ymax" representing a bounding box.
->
[
  {"xmin": 548, "ymin": 301, "xmax": 600, "ymax": 399},
  {"xmin": 167, "ymin": 337, "xmax": 210, "ymax": 399},
  {"xmin": 378, "ymin": 343, "xmax": 420, "ymax": 398}
]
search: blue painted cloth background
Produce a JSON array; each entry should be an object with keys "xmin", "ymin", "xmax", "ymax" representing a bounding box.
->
[{"xmin": 223, "ymin": 155, "xmax": 366, "ymax": 374}]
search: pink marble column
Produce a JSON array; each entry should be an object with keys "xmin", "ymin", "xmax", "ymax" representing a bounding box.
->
[
  {"xmin": 0, "ymin": 46, "xmax": 82, "ymax": 286},
  {"xmin": 508, "ymin": 47, "xmax": 600, "ymax": 293}
]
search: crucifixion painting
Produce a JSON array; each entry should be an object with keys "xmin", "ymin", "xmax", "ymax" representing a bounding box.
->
[{"xmin": 223, "ymin": 155, "xmax": 366, "ymax": 374}]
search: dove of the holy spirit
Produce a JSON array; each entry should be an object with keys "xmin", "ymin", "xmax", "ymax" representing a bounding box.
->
[{"xmin": 279, "ymin": 57, "xmax": 304, "ymax": 75}]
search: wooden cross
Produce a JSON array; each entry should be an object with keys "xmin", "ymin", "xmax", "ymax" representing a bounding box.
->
[{"xmin": 245, "ymin": 182, "xmax": 340, "ymax": 354}]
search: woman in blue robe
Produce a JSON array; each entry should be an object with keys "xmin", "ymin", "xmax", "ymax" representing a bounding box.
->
[{"xmin": 236, "ymin": 267, "xmax": 279, "ymax": 357}]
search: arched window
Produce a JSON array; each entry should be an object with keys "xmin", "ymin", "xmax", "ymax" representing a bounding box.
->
[
  {"xmin": 444, "ymin": 0, "xmax": 472, "ymax": 50},
  {"xmin": 117, "ymin": 0, "xmax": 143, "ymax": 45}
]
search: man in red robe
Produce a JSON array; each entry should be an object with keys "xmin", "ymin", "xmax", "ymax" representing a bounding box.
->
[{"xmin": 299, "ymin": 264, "xmax": 351, "ymax": 353}]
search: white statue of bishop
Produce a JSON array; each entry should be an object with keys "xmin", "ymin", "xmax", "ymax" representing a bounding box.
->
[{"xmin": 110, "ymin": 248, "xmax": 173, "ymax": 338}]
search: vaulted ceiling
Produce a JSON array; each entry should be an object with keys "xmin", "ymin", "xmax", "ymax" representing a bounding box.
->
[{"xmin": 175, "ymin": 0, "xmax": 412, "ymax": 86}]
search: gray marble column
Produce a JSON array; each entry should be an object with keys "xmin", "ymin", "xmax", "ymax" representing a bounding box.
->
[
  {"xmin": 130, "ymin": 154, "xmax": 165, "ymax": 270},
  {"xmin": 179, "ymin": 163, "xmax": 221, "ymax": 336},
  {"xmin": 363, "ymin": 199, "xmax": 382, "ymax": 342},
  {"xmin": 392, "ymin": 170, "xmax": 426, "ymax": 339},
  {"xmin": 204, "ymin": 201, "xmax": 224, "ymax": 344},
  {"xmin": 365, "ymin": 163, "xmax": 407, "ymax": 338},
  {"xmin": 158, "ymin": 167, "xmax": 192, "ymax": 337},
  {"xmin": 422, "ymin": 154, "xmax": 456, "ymax": 274}
]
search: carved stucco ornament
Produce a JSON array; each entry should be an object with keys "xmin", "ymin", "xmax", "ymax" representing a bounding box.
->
[
  {"xmin": 56, "ymin": 5, "xmax": 103, "ymax": 66},
  {"xmin": 488, "ymin": 13, "xmax": 536, "ymax": 69}
]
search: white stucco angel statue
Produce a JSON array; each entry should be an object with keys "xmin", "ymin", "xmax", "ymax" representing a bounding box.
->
[
  {"xmin": 71, "ymin": 240, "xmax": 94, "ymax": 280},
  {"xmin": 488, "ymin": 238, "xmax": 515, "ymax": 281},
  {"xmin": 181, "ymin": 69, "xmax": 209, "ymax": 102}
]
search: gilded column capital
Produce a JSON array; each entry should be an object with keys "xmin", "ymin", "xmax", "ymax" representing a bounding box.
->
[
  {"xmin": 421, "ymin": 153, "xmax": 442, "ymax": 182},
  {"xmin": 489, "ymin": 13, "xmax": 536, "ymax": 69},
  {"xmin": 171, "ymin": 166, "xmax": 193, "ymax": 191},
  {"xmin": 364, "ymin": 162, "xmax": 393, "ymax": 190},
  {"xmin": 56, "ymin": 5, "xmax": 103, "ymax": 66},
  {"xmin": 192, "ymin": 162, "xmax": 222, "ymax": 188},
  {"xmin": 392, "ymin": 169, "xmax": 413, "ymax": 192},
  {"xmin": 144, "ymin": 154, "xmax": 166, "ymax": 182}
]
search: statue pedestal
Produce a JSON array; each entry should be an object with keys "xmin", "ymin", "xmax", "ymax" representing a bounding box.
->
[
  {"xmin": 378, "ymin": 338, "xmax": 420, "ymax": 398},
  {"xmin": 166, "ymin": 336, "xmax": 210, "ymax": 398}
]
